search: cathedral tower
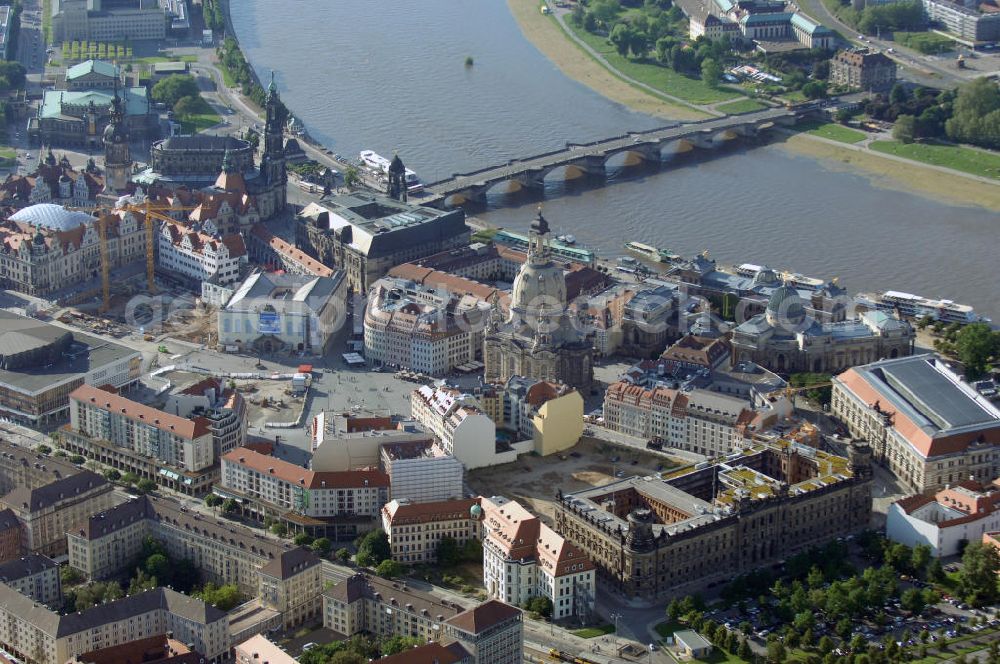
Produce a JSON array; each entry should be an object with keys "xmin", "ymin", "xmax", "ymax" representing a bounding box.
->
[
  {"xmin": 260, "ymin": 71, "xmax": 287, "ymax": 215},
  {"xmin": 103, "ymin": 81, "xmax": 132, "ymax": 196}
]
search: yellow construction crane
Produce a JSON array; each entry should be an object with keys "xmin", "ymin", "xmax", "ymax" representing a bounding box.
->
[{"xmin": 93, "ymin": 200, "xmax": 199, "ymax": 311}]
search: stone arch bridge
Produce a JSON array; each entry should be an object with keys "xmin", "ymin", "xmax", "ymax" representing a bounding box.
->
[{"xmin": 420, "ymin": 107, "xmax": 806, "ymax": 208}]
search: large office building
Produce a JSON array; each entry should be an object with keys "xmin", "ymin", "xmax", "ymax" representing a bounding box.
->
[
  {"xmin": 484, "ymin": 211, "xmax": 594, "ymax": 392},
  {"xmin": 832, "ymin": 355, "xmax": 1000, "ymax": 493},
  {"xmin": 51, "ymin": 0, "xmax": 169, "ymax": 43},
  {"xmin": 219, "ymin": 447, "xmax": 389, "ymax": 538},
  {"xmin": 555, "ymin": 441, "xmax": 873, "ymax": 599},
  {"xmin": 63, "ymin": 380, "xmax": 247, "ymax": 495},
  {"xmin": 68, "ymin": 495, "xmax": 322, "ymax": 628},
  {"xmin": 481, "ymin": 496, "xmax": 595, "ymax": 621},
  {"xmin": 296, "ymin": 194, "xmax": 469, "ymax": 292},
  {"xmin": 1, "ymin": 471, "xmax": 114, "ymax": 556},
  {"xmin": 382, "ymin": 497, "xmax": 482, "ymax": 565},
  {"xmin": 216, "ymin": 269, "xmax": 347, "ymax": 355},
  {"xmin": 0, "ymin": 311, "xmax": 141, "ymax": 426},
  {"xmin": 0, "ymin": 204, "xmax": 146, "ymax": 298},
  {"xmin": 731, "ymin": 285, "xmax": 914, "ymax": 374},
  {"xmin": 921, "ymin": 0, "xmax": 1000, "ymax": 42},
  {"xmin": 364, "ymin": 276, "xmax": 490, "ymax": 375},
  {"xmin": 379, "ymin": 439, "xmax": 465, "ymax": 503},
  {"xmin": 157, "ymin": 219, "xmax": 247, "ymax": 288}
]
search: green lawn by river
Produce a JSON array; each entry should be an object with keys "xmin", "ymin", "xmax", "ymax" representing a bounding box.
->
[
  {"xmin": 562, "ymin": 19, "xmax": 742, "ymax": 106},
  {"xmin": 870, "ymin": 140, "xmax": 1000, "ymax": 179},
  {"xmin": 797, "ymin": 119, "xmax": 867, "ymax": 144}
]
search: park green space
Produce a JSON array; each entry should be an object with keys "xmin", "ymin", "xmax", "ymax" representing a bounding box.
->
[
  {"xmin": 716, "ymin": 98, "xmax": 767, "ymax": 114},
  {"xmin": 178, "ymin": 111, "xmax": 221, "ymax": 134},
  {"xmin": 796, "ymin": 119, "xmax": 866, "ymax": 144},
  {"xmin": 893, "ymin": 31, "xmax": 954, "ymax": 54},
  {"xmin": 562, "ymin": 18, "xmax": 741, "ymax": 105},
  {"xmin": 869, "ymin": 140, "xmax": 1000, "ymax": 179},
  {"xmin": 572, "ymin": 624, "xmax": 615, "ymax": 638}
]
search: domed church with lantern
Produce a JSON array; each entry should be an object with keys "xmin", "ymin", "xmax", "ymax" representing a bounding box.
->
[{"xmin": 483, "ymin": 210, "xmax": 594, "ymax": 392}]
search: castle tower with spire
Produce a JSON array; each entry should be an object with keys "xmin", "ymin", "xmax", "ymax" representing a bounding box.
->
[
  {"xmin": 101, "ymin": 79, "xmax": 132, "ymax": 199},
  {"xmin": 387, "ymin": 153, "xmax": 407, "ymax": 202}
]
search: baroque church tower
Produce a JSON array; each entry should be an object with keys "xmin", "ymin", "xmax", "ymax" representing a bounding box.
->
[{"xmin": 259, "ymin": 71, "xmax": 287, "ymax": 217}]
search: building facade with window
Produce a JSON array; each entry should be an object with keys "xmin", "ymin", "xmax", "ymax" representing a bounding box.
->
[{"xmin": 382, "ymin": 498, "xmax": 482, "ymax": 565}]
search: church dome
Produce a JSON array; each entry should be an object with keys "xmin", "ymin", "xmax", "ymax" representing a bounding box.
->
[
  {"xmin": 765, "ymin": 284, "xmax": 807, "ymax": 328},
  {"xmin": 511, "ymin": 259, "xmax": 567, "ymax": 316},
  {"xmin": 752, "ymin": 266, "xmax": 779, "ymax": 286},
  {"xmin": 10, "ymin": 204, "xmax": 94, "ymax": 232}
]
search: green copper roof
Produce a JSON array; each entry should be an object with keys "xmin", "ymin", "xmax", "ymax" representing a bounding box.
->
[
  {"xmin": 65, "ymin": 59, "xmax": 120, "ymax": 81},
  {"xmin": 741, "ymin": 12, "xmax": 794, "ymax": 24},
  {"xmin": 790, "ymin": 12, "xmax": 831, "ymax": 33},
  {"xmin": 40, "ymin": 87, "xmax": 149, "ymax": 119}
]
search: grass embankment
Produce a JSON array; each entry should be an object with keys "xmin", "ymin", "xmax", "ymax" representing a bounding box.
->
[
  {"xmin": 562, "ymin": 17, "xmax": 740, "ymax": 105},
  {"xmin": 506, "ymin": 0, "xmax": 706, "ymax": 120},
  {"xmin": 782, "ymin": 134, "xmax": 1000, "ymax": 212},
  {"xmin": 870, "ymin": 140, "xmax": 1000, "ymax": 180},
  {"xmin": 716, "ymin": 98, "xmax": 768, "ymax": 114},
  {"xmin": 796, "ymin": 119, "xmax": 867, "ymax": 144}
]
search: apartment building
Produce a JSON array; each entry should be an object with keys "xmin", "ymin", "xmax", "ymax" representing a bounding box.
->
[
  {"xmin": 382, "ymin": 498, "xmax": 482, "ymax": 565},
  {"xmin": 0, "ymin": 440, "xmax": 80, "ymax": 496},
  {"xmin": 603, "ymin": 381, "xmax": 761, "ymax": 457},
  {"xmin": 0, "ymin": 508, "xmax": 23, "ymax": 563},
  {"xmin": 481, "ymin": 497, "xmax": 595, "ymax": 621},
  {"xmin": 66, "ymin": 495, "xmax": 322, "ymax": 628},
  {"xmin": 377, "ymin": 642, "xmax": 472, "ymax": 664},
  {"xmin": 235, "ymin": 635, "xmax": 299, "ymax": 664},
  {"xmin": 323, "ymin": 573, "xmax": 523, "ymax": 664},
  {"xmin": 0, "ymin": 554, "xmax": 61, "ymax": 607},
  {"xmin": 64, "ymin": 382, "xmax": 247, "ymax": 495},
  {"xmin": 830, "ymin": 48, "xmax": 897, "ymax": 91},
  {"xmin": 1, "ymin": 471, "xmax": 114, "ymax": 557},
  {"xmin": 219, "ymin": 447, "xmax": 389, "ymax": 539},
  {"xmin": 411, "ymin": 385, "xmax": 518, "ymax": 470},
  {"xmin": 832, "ymin": 355, "xmax": 1000, "ymax": 493},
  {"xmin": 66, "ymin": 634, "xmax": 206, "ymax": 664},
  {"xmin": 323, "ymin": 573, "xmax": 462, "ymax": 642},
  {"xmin": 443, "ymin": 600, "xmax": 524, "ymax": 664},
  {"xmin": 363, "ymin": 276, "xmax": 490, "ymax": 375},
  {"xmin": 478, "ymin": 377, "xmax": 584, "ymax": 457},
  {"xmin": 0, "ymin": 584, "xmax": 229, "ymax": 664}
]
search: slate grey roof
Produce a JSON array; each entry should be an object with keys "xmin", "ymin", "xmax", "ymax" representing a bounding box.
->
[
  {"xmin": 259, "ymin": 546, "xmax": 320, "ymax": 580},
  {"xmin": 158, "ymin": 135, "xmax": 248, "ymax": 152},
  {"xmin": 3, "ymin": 471, "xmax": 108, "ymax": 513},
  {"xmin": 0, "ymin": 553, "xmax": 57, "ymax": 583}
]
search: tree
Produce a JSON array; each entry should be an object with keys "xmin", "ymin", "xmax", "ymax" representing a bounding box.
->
[
  {"xmin": 136, "ymin": 478, "xmax": 156, "ymax": 494},
  {"xmin": 270, "ymin": 522, "xmax": 288, "ymax": 537},
  {"xmin": 60, "ymin": 566, "xmax": 84, "ymax": 586},
  {"xmin": 525, "ymin": 596, "xmax": 554, "ymax": 618},
  {"xmin": 610, "ymin": 23, "xmax": 636, "ymax": 57},
  {"xmin": 129, "ymin": 568, "xmax": 157, "ymax": 594},
  {"xmin": 335, "ymin": 547, "xmax": 351, "ymax": 563},
  {"xmin": 343, "ymin": 166, "xmax": 360, "ymax": 188},
  {"xmin": 121, "ymin": 472, "xmax": 139, "ymax": 486},
  {"xmin": 794, "ymin": 610, "xmax": 815, "ymax": 632},
  {"xmin": 151, "ymin": 74, "xmax": 201, "ymax": 107},
  {"xmin": 901, "ymin": 587, "xmax": 926, "ymax": 614},
  {"xmin": 356, "ymin": 530, "xmax": 391, "ymax": 567},
  {"xmin": 802, "ymin": 628, "xmax": 814, "ymax": 649},
  {"xmin": 889, "ymin": 83, "xmax": 910, "ymax": 106},
  {"xmin": 312, "ymin": 537, "xmax": 332, "ymax": 555},
  {"xmin": 437, "ymin": 536, "xmax": 461, "ymax": 567},
  {"xmin": 197, "ymin": 582, "xmax": 242, "ymax": 610},
  {"xmin": 69, "ymin": 454, "xmax": 85, "ymax": 464},
  {"xmin": 204, "ymin": 494, "xmax": 222, "ymax": 508},
  {"xmin": 893, "ymin": 114, "xmax": 917, "ymax": 143},
  {"xmin": 375, "ymin": 559, "xmax": 403, "ymax": 579},
  {"xmin": 959, "ymin": 541, "xmax": 1000, "ymax": 606},
  {"xmin": 103, "ymin": 469, "xmax": 121, "ymax": 482},
  {"xmin": 818, "ymin": 635, "xmax": 835, "ymax": 655},
  {"xmin": 221, "ymin": 498, "xmax": 239, "ymax": 514},
  {"xmin": 955, "ymin": 323, "xmax": 997, "ymax": 380},
  {"xmin": 294, "ymin": 533, "xmax": 314, "ymax": 546},
  {"xmin": 802, "ymin": 80, "xmax": 828, "ymax": 99},
  {"xmin": 701, "ymin": 58, "xmax": 722, "ymax": 87},
  {"xmin": 911, "ymin": 543, "xmax": 932, "ymax": 577},
  {"xmin": 738, "ymin": 638, "xmax": 753, "ymax": 660},
  {"xmin": 767, "ymin": 636, "xmax": 787, "ymax": 663},
  {"xmin": 173, "ymin": 94, "xmax": 208, "ymax": 117},
  {"xmin": 37, "ymin": 444, "xmax": 51, "ymax": 454},
  {"xmin": 145, "ymin": 553, "xmax": 171, "ymax": 583},
  {"xmin": 945, "ymin": 77, "xmax": 1000, "ymax": 150},
  {"xmin": 381, "ymin": 636, "xmax": 423, "ymax": 656}
]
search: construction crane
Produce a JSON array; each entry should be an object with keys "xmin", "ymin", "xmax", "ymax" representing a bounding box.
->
[{"xmin": 93, "ymin": 200, "xmax": 199, "ymax": 311}]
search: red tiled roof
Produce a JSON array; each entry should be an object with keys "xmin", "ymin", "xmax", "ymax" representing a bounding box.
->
[
  {"xmin": 445, "ymin": 599, "xmax": 521, "ymax": 634},
  {"xmin": 70, "ymin": 384, "xmax": 210, "ymax": 439},
  {"xmin": 223, "ymin": 447, "xmax": 389, "ymax": 490}
]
